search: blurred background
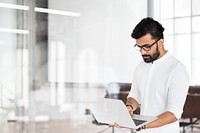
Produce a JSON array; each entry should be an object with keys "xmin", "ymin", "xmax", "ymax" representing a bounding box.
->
[{"xmin": 0, "ymin": 0, "xmax": 200, "ymax": 132}]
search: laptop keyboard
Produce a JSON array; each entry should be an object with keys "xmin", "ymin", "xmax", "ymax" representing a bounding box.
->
[{"xmin": 133, "ymin": 119, "xmax": 147, "ymax": 126}]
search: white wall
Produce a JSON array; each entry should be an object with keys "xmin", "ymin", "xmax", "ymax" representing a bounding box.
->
[{"xmin": 48, "ymin": 0, "xmax": 147, "ymax": 84}]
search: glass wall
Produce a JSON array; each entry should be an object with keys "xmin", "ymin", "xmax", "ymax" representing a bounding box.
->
[
  {"xmin": 0, "ymin": 2, "xmax": 18, "ymax": 123},
  {"xmin": 0, "ymin": 0, "xmax": 29, "ymax": 122},
  {"xmin": 0, "ymin": 0, "xmax": 147, "ymax": 133}
]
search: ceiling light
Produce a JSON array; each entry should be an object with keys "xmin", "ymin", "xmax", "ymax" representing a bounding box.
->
[
  {"xmin": 0, "ymin": 2, "xmax": 29, "ymax": 10},
  {"xmin": 35, "ymin": 7, "xmax": 81, "ymax": 17},
  {"xmin": 0, "ymin": 28, "xmax": 29, "ymax": 34}
]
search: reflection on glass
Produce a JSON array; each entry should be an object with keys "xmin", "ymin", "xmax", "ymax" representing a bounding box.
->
[
  {"xmin": 35, "ymin": 7, "xmax": 81, "ymax": 16},
  {"xmin": 0, "ymin": 32, "xmax": 17, "ymax": 123},
  {"xmin": 0, "ymin": 28, "xmax": 29, "ymax": 34},
  {"xmin": 0, "ymin": 2, "xmax": 29, "ymax": 10}
]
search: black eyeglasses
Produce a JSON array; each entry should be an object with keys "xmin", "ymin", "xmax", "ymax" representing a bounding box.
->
[{"xmin": 134, "ymin": 38, "xmax": 161, "ymax": 51}]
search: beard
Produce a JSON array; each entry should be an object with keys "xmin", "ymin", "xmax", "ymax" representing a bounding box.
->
[{"xmin": 142, "ymin": 48, "xmax": 160, "ymax": 63}]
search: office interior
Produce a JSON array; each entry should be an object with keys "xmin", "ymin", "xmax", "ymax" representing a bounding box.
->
[{"xmin": 0, "ymin": 0, "xmax": 200, "ymax": 132}]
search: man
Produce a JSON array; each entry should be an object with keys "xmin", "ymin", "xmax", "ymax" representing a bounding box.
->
[{"xmin": 125, "ymin": 17, "xmax": 189, "ymax": 132}]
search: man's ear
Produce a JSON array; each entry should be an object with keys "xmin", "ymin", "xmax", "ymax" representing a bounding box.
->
[{"xmin": 158, "ymin": 39, "xmax": 164, "ymax": 48}]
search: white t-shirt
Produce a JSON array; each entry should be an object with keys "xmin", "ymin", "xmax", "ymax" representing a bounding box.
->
[{"xmin": 128, "ymin": 52, "xmax": 189, "ymax": 133}]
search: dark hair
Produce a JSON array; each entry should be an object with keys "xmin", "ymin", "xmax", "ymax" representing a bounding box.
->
[{"xmin": 131, "ymin": 17, "xmax": 164, "ymax": 40}]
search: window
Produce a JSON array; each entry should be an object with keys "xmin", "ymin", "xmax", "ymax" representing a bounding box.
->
[{"xmin": 160, "ymin": 0, "xmax": 200, "ymax": 85}]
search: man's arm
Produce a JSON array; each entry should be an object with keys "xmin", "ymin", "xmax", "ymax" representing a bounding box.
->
[
  {"xmin": 126, "ymin": 97, "xmax": 177, "ymax": 129},
  {"xmin": 126, "ymin": 97, "xmax": 139, "ymax": 115},
  {"xmin": 146, "ymin": 111, "xmax": 177, "ymax": 129}
]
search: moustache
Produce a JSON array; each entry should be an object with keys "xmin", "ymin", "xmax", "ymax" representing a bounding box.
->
[{"xmin": 142, "ymin": 55, "xmax": 151, "ymax": 58}]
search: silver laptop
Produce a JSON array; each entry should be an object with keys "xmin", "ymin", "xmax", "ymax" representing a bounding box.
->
[{"xmin": 91, "ymin": 98, "xmax": 157, "ymax": 129}]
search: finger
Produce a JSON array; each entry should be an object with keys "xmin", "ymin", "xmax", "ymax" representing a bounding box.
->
[
  {"xmin": 128, "ymin": 111, "xmax": 134, "ymax": 118},
  {"xmin": 113, "ymin": 123, "xmax": 123, "ymax": 128}
]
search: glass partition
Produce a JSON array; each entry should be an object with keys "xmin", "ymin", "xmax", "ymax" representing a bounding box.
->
[{"xmin": 0, "ymin": 0, "xmax": 146, "ymax": 133}]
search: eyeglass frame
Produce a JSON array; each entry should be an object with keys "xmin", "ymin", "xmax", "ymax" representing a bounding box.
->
[{"xmin": 134, "ymin": 38, "xmax": 161, "ymax": 51}]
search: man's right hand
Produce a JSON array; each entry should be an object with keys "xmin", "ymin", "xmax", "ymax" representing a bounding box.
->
[
  {"xmin": 126, "ymin": 97, "xmax": 139, "ymax": 116},
  {"xmin": 126, "ymin": 105, "xmax": 134, "ymax": 116}
]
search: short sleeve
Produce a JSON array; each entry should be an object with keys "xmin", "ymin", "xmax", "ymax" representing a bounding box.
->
[
  {"xmin": 127, "ymin": 68, "xmax": 141, "ymax": 104},
  {"xmin": 166, "ymin": 63, "xmax": 189, "ymax": 119}
]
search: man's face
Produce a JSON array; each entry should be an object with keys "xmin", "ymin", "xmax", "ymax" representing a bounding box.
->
[{"xmin": 135, "ymin": 34, "xmax": 161, "ymax": 63}]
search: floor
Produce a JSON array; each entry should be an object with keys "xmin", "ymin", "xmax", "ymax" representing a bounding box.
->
[
  {"xmin": 1, "ymin": 119, "xmax": 199, "ymax": 133},
  {"xmin": 0, "ymin": 84, "xmax": 199, "ymax": 133},
  {"xmin": 180, "ymin": 119, "xmax": 200, "ymax": 133}
]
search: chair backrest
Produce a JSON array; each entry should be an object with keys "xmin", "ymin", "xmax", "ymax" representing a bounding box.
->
[
  {"xmin": 105, "ymin": 82, "xmax": 131, "ymax": 100},
  {"xmin": 181, "ymin": 93, "xmax": 200, "ymax": 118},
  {"xmin": 189, "ymin": 86, "xmax": 200, "ymax": 94}
]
